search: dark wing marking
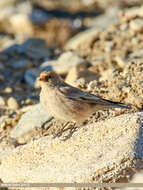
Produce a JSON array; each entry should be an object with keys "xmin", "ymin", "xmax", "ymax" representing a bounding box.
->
[{"xmin": 58, "ymin": 84, "xmax": 131, "ymax": 109}]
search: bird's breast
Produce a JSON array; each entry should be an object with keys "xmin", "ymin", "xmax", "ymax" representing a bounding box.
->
[{"xmin": 40, "ymin": 87, "xmax": 93, "ymax": 123}]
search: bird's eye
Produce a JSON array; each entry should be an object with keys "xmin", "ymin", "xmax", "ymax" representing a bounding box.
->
[
  {"xmin": 46, "ymin": 75, "xmax": 52, "ymax": 81},
  {"xmin": 47, "ymin": 75, "xmax": 52, "ymax": 79}
]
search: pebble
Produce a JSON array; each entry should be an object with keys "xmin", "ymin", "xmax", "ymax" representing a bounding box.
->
[
  {"xmin": 40, "ymin": 60, "xmax": 56, "ymax": 72},
  {"xmin": 20, "ymin": 38, "xmax": 50, "ymax": 59},
  {"xmin": 65, "ymin": 7, "xmax": 119, "ymax": 50},
  {"xmin": 0, "ymin": 62, "xmax": 4, "ymax": 70},
  {"xmin": 65, "ymin": 63, "xmax": 99, "ymax": 87},
  {"xmin": 120, "ymin": 6, "xmax": 143, "ymax": 21},
  {"xmin": 41, "ymin": 51, "xmax": 86, "ymax": 75},
  {"xmin": 0, "ymin": 121, "xmax": 6, "ymax": 130},
  {"xmin": 24, "ymin": 68, "xmax": 40, "ymax": 87},
  {"xmin": 129, "ymin": 18, "xmax": 143, "ymax": 31},
  {"xmin": 7, "ymin": 97, "xmax": 19, "ymax": 110},
  {"xmin": 12, "ymin": 59, "xmax": 31, "ymax": 69},
  {"xmin": 10, "ymin": 104, "xmax": 52, "ymax": 139},
  {"xmin": 0, "ymin": 116, "xmax": 8, "ymax": 129},
  {"xmin": 29, "ymin": 8, "xmax": 52, "ymax": 25},
  {"xmin": 114, "ymin": 56, "xmax": 126, "ymax": 68},
  {"xmin": 0, "ymin": 96, "xmax": 5, "ymax": 106},
  {"xmin": 4, "ymin": 87, "xmax": 13, "ymax": 93},
  {"xmin": 10, "ymin": 14, "xmax": 33, "ymax": 36}
]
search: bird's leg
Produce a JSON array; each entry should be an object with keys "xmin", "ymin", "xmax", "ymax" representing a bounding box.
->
[
  {"xmin": 54, "ymin": 121, "xmax": 77, "ymax": 138},
  {"xmin": 62, "ymin": 121, "xmax": 77, "ymax": 132},
  {"xmin": 63, "ymin": 121, "xmax": 70, "ymax": 130},
  {"xmin": 62, "ymin": 122, "xmax": 77, "ymax": 141}
]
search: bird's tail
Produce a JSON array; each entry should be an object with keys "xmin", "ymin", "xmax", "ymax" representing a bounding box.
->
[{"xmin": 103, "ymin": 99, "xmax": 131, "ymax": 109}]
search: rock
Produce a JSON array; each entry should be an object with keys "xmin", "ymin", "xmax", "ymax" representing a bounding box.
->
[
  {"xmin": 41, "ymin": 51, "xmax": 87, "ymax": 75},
  {"xmin": 58, "ymin": 51, "xmax": 86, "ymax": 72},
  {"xmin": 0, "ymin": 0, "xmax": 16, "ymax": 9},
  {"xmin": 65, "ymin": 63, "xmax": 99, "ymax": 87},
  {"xmin": 114, "ymin": 56, "xmax": 126, "ymax": 68},
  {"xmin": 9, "ymin": 14, "xmax": 33, "ymax": 36},
  {"xmin": 65, "ymin": 28, "xmax": 100, "ymax": 51},
  {"xmin": 7, "ymin": 97, "xmax": 19, "ymax": 110},
  {"xmin": 10, "ymin": 104, "xmax": 52, "ymax": 139},
  {"xmin": 119, "ymin": 6, "xmax": 143, "ymax": 21},
  {"xmin": 0, "ymin": 96, "xmax": 5, "ymax": 106},
  {"xmin": 1, "ymin": 112, "xmax": 143, "ymax": 183},
  {"xmin": 0, "ymin": 0, "xmax": 32, "ymax": 40},
  {"xmin": 2, "ymin": 38, "xmax": 50, "ymax": 60},
  {"xmin": 0, "ymin": 116, "xmax": 8, "ymax": 128},
  {"xmin": 2, "ymin": 44, "xmax": 20, "ymax": 56},
  {"xmin": 129, "ymin": 50, "xmax": 143, "ymax": 59},
  {"xmin": 29, "ymin": 8, "xmax": 52, "ymax": 25},
  {"xmin": 24, "ymin": 68, "xmax": 40, "ymax": 87},
  {"xmin": 3, "ymin": 87, "xmax": 12, "ymax": 93},
  {"xmin": 40, "ymin": 60, "xmax": 57, "ymax": 72},
  {"xmin": 0, "ymin": 62, "xmax": 4, "ymax": 70},
  {"xmin": 129, "ymin": 18, "xmax": 143, "ymax": 32},
  {"xmin": 86, "ymin": 7, "xmax": 119, "ymax": 28},
  {"xmin": 20, "ymin": 38, "xmax": 50, "ymax": 60},
  {"xmin": 65, "ymin": 7, "xmax": 119, "ymax": 50},
  {"xmin": 72, "ymin": 18, "xmax": 82, "ymax": 29},
  {"xmin": 11, "ymin": 59, "xmax": 31, "ymax": 69}
]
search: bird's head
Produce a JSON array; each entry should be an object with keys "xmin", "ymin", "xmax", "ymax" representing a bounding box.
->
[{"xmin": 38, "ymin": 71, "xmax": 62, "ymax": 87}]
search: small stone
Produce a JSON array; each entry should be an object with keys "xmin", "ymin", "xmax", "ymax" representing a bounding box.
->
[
  {"xmin": 130, "ymin": 49, "xmax": 143, "ymax": 59},
  {"xmin": 0, "ymin": 116, "xmax": 8, "ymax": 129},
  {"xmin": 4, "ymin": 87, "xmax": 13, "ymax": 93},
  {"xmin": 1, "ymin": 121, "xmax": 6, "ymax": 130},
  {"xmin": 0, "ymin": 62, "xmax": 4, "ymax": 70},
  {"xmin": 20, "ymin": 105, "xmax": 34, "ymax": 113},
  {"xmin": 12, "ymin": 59, "xmax": 31, "ymax": 69},
  {"xmin": 87, "ymin": 80, "xmax": 99, "ymax": 92},
  {"xmin": 56, "ymin": 51, "xmax": 87, "ymax": 74},
  {"xmin": 104, "ymin": 41, "xmax": 114, "ymax": 52},
  {"xmin": 0, "ymin": 96, "xmax": 5, "ymax": 106},
  {"xmin": 40, "ymin": 60, "xmax": 55, "ymax": 72},
  {"xmin": 29, "ymin": 8, "xmax": 52, "ymax": 25},
  {"xmin": 0, "ymin": 74, "xmax": 4, "ymax": 82},
  {"xmin": 7, "ymin": 97, "xmax": 19, "ymax": 110},
  {"xmin": 65, "ymin": 7, "xmax": 119, "ymax": 50},
  {"xmin": 41, "ymin": 51, "xmax": 87, "ymax": 75},
  {"xmin": 65, "ymin": 63, "xmax": 99, "ymax": 87},
  {"xmin": 130, "ymin": 18, "xmax": 143, "ymax": 31},
  {"xmin": 120, "ymin": 6, "xmax": 143, "ymax": 21},
  {"xmin": 6, "ymin": 118, "xmax": 12, "ymax": 125},
  {"xmin": 11, "ymin": 118, "xmax": 19, "ymax": 127},
  {"xmin": 24, "ymin": 69, "xmax": 40, "ymax": 87},
  {"xmin": 24, "ymin": 98, "xmax": 32, "ymax": 105},
  {"xmin": 10, "ymin": 14, "xmax": 33, "ymax": 36},
  {"xmin": 20, "ymin": 38, "xmax": 50, "ymax": 60},
  {"xmin": 10, "ymin": 104, "xmax": 52, "ymax": 139},
  {"xmin": 65, "ymin": 28, "xmax": 99, "ymax": 50},
  {"xmin": 114, "ymin": 56, "xmax": 126, "ymax": 68}
]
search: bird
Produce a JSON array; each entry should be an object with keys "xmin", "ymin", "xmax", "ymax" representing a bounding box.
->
[{"xmin": 38, "ymin": 71, "xmax": 131, "ymax": 125}]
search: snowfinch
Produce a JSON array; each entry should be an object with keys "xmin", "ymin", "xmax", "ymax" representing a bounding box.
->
[{"xmin": 39, "ymin": 71, "xmax": 130, "ymax": 124}]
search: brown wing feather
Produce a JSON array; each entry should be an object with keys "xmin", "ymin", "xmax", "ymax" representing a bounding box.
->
[{"xmin": 58, "ymin": 83, "xmax": 130, "ymax": 109}]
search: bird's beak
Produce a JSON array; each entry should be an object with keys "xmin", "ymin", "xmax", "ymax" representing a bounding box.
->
[{"xmin": 39, "ymin": 75, "xmax": 46, "ymax": 82}]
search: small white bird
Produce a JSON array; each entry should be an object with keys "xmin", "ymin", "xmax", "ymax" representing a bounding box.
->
[{"xmin": 39, "ymin": 71, "xmax": 130, "ymax": 124}]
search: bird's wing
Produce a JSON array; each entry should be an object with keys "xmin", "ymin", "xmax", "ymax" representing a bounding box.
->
[{"xmin": 58, "ymin": 84, "xmax": 130, "ymax": 109}]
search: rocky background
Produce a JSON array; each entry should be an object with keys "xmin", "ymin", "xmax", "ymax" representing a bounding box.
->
[{"xmin": 0, "ymin": 0, "xmax": 143, "ymax": 189}]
